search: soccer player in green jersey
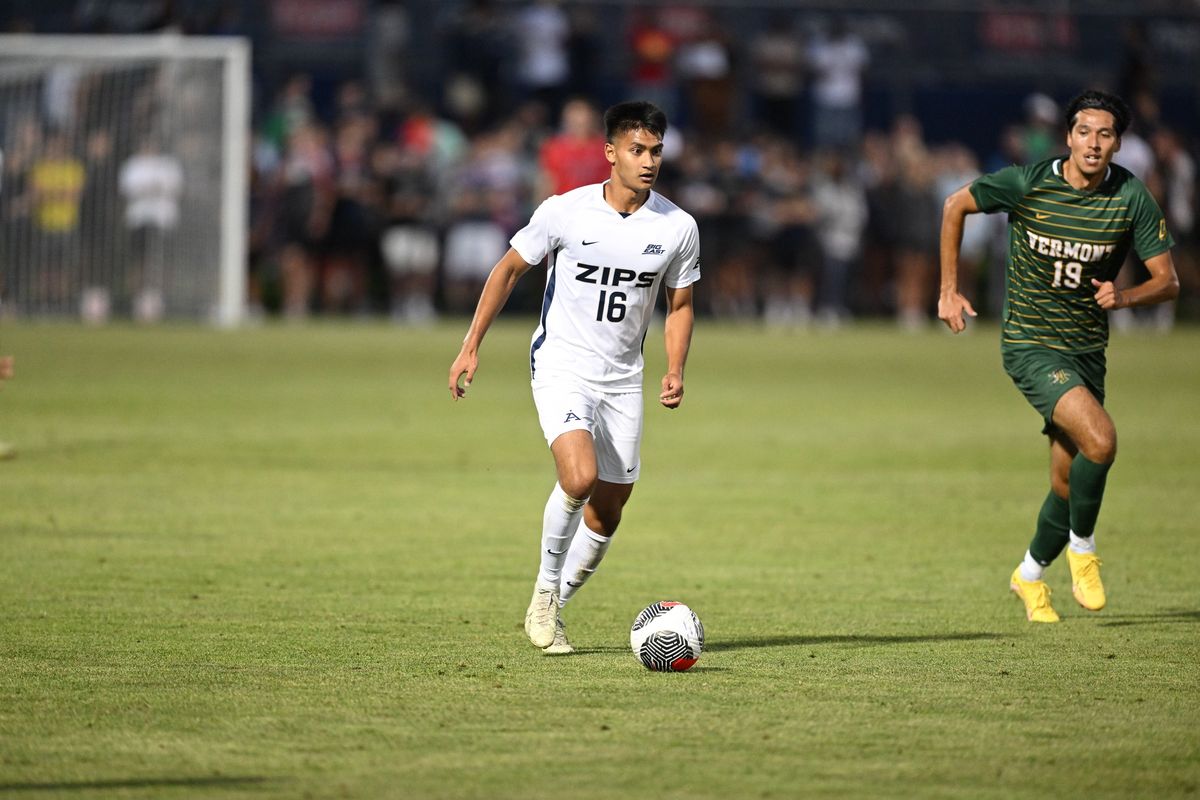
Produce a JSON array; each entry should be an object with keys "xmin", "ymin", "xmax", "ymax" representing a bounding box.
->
[{"xmin": 938, "ymin": 90, "xmax": 1179, "ymax": 623}]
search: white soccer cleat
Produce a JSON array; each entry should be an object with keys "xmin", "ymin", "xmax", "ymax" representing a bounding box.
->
[
  {"xmin": 524, "ymin": 585, "xmax": 560, "ymax": 648},
  {"xmin": 542, "ymin": 618, "xmax": 574, "ymax": 655}
]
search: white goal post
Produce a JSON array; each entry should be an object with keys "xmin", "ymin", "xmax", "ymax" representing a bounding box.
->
[{"xmin": 0, "ymin": 34, "xmax": 250, "ymax": 326}]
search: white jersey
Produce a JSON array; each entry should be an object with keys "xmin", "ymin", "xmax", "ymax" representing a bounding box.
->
[{"xmin": 511, "ymin": 182, "xmax": 700, "ymax": 391}]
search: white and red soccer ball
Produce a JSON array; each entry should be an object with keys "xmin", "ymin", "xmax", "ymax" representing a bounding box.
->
[{"xmin": 630, "ymin": 601, "xmax": 704, "ymax": 671}]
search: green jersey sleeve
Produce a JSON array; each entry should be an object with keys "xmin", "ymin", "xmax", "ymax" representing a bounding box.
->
[
  {"xmin": 969, "ymin": 164, "xmax": 1033, "ymax": 214},
  {"xmin": 1129, "ymin": 184, "xmax": 1175, "ymax": 260}
]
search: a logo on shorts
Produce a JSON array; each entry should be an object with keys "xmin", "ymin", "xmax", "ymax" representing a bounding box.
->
[
  {"xmin": 564, "ymin": 410, "xmax": 582, "ymax": 423},
  {"xmin": 1048, "ymin": 369, "xmax": 1071, "ymax": 385},
  {"xmin": 642, "ymin": 243, "xmax": 665, "ymax": 255}
]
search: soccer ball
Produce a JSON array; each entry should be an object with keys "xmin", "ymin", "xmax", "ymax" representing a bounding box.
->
[{"xmin": 630, "ymin": 601, "xmax": 704, "ymax": 671}]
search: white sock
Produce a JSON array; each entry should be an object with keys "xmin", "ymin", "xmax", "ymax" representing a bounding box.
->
[
  {"xmin": 559, "ymin": 523, "xmax": 613, "ymax": 605},
  {"xmin": 1019, "ymin": 550, "xmax": 1045, "ymax": 582},
  {"xmin": 537, "ymin": 483, "xmax": 586, "ymax": 589},
  {"xmin": 1068, "ymin": 529, "xmax": 1096, "ymax": 555}
]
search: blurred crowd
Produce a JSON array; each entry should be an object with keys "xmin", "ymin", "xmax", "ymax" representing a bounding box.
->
[
  {"xmin": 242, "ymin": 2, "xmax": 1196, "ymax": 328},
  {"xmin": 2, "ymin": 0, "xmax": 1196, "ymax": 327}
]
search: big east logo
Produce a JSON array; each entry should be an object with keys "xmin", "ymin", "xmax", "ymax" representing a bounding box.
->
[{"xmin": 575, "ymin": 263, "xmax": 656, "ymax": 288}]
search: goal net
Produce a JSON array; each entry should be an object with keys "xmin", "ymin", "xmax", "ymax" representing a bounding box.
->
[{"xmin": 0, "ymin": 35, "xmax": 249, "ymax": 325}]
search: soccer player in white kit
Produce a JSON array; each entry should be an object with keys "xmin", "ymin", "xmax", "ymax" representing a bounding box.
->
[{"xmin": 448, "ymin": 101, "xmax": 700, "ymax": 655}]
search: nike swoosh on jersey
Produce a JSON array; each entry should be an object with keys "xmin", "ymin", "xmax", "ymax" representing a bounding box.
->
[
  {"xmin": 1035, "ymin": 213, "xmax": 1051, "ymax": 220},
  {"xmin": 582, "ymin": 240, "xmax": 598, "ymax": 246}
]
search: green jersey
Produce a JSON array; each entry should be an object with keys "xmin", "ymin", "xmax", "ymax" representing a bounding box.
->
[{"xmin": 971, "ymin": 157, "xmax": 1174, "ymax": 352}]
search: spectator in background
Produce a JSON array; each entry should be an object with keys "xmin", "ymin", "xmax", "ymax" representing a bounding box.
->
[
  {"xmin": 627, "ymin": 9, "xmax": 677, "ymax": 118},
  {"xmin": 1020, "ymin": 93, "xmax": 1058, "ymax": 164},
  {"xmin": 675, "ymin": 9, "xmax": 735, "ymax": 137},
  {"xmin": 29, "ymin": 130, "xmax": 86, "ymax": 311},
  {"xmin": 1148, "ymin": 126, "xmax": 1194, "ymax": 331},
  {"xmin": 754, "ymin": 139, "xmax": 818, "ymax": 328},
  {"xmin": 396, "ymin": 103, "xmax": 469, "ymax": 178},
  {"xmin": 118, "ymin": 134, "xmax": 182, "ymax": 322},
  {"xmin": 512, "ymin": 0, "xmax": 571, "ymax": 115},
  {"xmin": 1118, "ymin": 20, "xmax": 1155, "ymax": 104},
  {"xmin": 1, "ymin": 117, "xmax": 41, "ymax": 302},
  {"xmin": 564, "ymin": 5, "xmax": 602, "ymax": 99},
  {"xmin": 444, "ymin": 0, "xmax": 510, "ymax": 129},
  {"xmin": 78, "ymin": 129, "xmax": 116, "ymax": 322},
  {"xmin": 887, "ymin": 115, "xmax": 940, "ymax": 330},
  {"xmin": 366, "ymin": 0, "xmax": 411, "ymax": 114},
  {"xmin": 1152, "ymin": 126, "xmax": 1195, "ymax": 273},
  {"xmin": 807, "ymin": 17, "xmax": 869, "ymax": 150},
  {"xmin": 1110, "ymin": 91, "xmax": 1158, "ymax": 332},
  {"xmin": 277, "ymin": 122, "xmax": 335, "ymax": 319},
  {"xmin": 322, "ymin": 115, "xmax": 380, "ymax": 315},
  {"xmin": 986, "ymin": 124, "xmax": 1027, "ymax": 171},
  {"xmin": 537, "ymin": 97, "xmax": 609, "ymax": 200},
  {"xmin": 378, "ymin": 138, "xmax": 440, "ymax": 325},
  {"xmin": 855, "ymin": 130, "xmax": 898, "ymax": 317},
  {"xmin": 982, "ymin": 125, "xmax": 1028, "ymax": 316},
  {"xmin": 262, "ymin": 73, "xmax": 315, "ymax": 156},
  {"xmin": 682, "ymin": 138, "xmax": 757, "ymax": 319},
  {"xmin": 811, "ymin": 149, "xmax": 868, "ymax": 327},
  {"xmin": 1114, "ymin": 117, "xmax": 1154, "ymax": 182},
  {"xmin": 442, "ymin": 131, "xmax": 516, "ymax": 314},
  {"xmin": 749, "ymin": 13, "xmax": 805, "ymax": 139},
  {"xmin": 933, "ymin": 144, "xmax": 993, "ymax": 320}
]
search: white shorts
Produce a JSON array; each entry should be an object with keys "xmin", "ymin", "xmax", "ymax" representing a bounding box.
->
[
  {"xmin": 443, "ymin": 221, "xmax": 508, "ymax": 281},
  {"xmin": 381, "ymin": 225, "xmax": 439, "ymax": 276},
  {"xmin": 532, "ymin": 377, "xmax": 643, "ymax": 484}
]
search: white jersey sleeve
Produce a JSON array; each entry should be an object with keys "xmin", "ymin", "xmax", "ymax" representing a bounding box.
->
[
  {"xmin": 518, "ymin": 183, "xmax": 701, "ymax": 391},
  {"xmin": 663, "ymin": 214, "xmax": 700, "ymax": 289}
]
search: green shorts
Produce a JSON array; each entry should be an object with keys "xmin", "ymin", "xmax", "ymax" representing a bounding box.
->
[{"xmin": 1001, "ymin": 344, "xmax": 1107, "ymax": 434}]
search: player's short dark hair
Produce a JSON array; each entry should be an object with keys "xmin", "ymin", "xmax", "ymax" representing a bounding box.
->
[
  {"xmin": 603, "ymin": 101, "xmax": 667, "ymax": 143},
  {"xmin": 1065, "ymin": 90, "xmax": 1132, "ymax": 137}
]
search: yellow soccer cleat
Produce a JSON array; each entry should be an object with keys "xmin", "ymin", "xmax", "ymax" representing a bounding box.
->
[
  {"xmin": 1067, "ymin": 550, "xmax": 1106, "ymax": 611},
  {"xmin": 1010, "ymin": 567, "xmax": 1060, "ymax": 623}
]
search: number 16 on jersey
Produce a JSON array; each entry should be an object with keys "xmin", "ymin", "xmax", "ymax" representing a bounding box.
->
[{"xmin": 596, "ymin": 290, "xmax": 628, "ymax": 322}]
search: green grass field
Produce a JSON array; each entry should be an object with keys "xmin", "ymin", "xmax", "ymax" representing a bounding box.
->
[{"xmin": 1, "ymin": 320, "xmax": 1198, "ymax": 799}]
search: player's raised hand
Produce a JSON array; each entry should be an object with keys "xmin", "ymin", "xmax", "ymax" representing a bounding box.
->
[
  {"xmin": 937, "ymin": 291, "xmax": 977, "ymax": 334},
  {"xmin": 448, "ymin": 350, "xmax": 477, "ymax": 400},
  {"xmin": 660, "ymin": 372, "xmax": 684, "ymax": 409},
  {"xmin": 1091, "ymin": 278, "xmax": 1122, "ymax": 309}
]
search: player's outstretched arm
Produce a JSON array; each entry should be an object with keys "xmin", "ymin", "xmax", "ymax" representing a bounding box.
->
[
  {"xmin": 660, "ymin": 284, "xmax": 694, "ymax": 410},
  {"xmin": 448, "ymin": 248, "xmax": 535, "ymax": 400},
  {"xmin": 937, "ymin": 184, "xmax": 980, "ymax": 334},
  {"xmin": 1090, "ymin": 251, "xmax": 1180, "ymax": 310}
]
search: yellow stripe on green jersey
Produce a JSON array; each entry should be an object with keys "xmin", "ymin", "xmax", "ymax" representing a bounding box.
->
[{"xmin": 971, "ymin": 156, "xmax": 1174, "ymax": 352}]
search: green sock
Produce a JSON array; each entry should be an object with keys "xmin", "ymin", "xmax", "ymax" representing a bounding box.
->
[
  {"xmin": 1029, "ymin": 490, "xmax": 1070, "ymax": 566},
  {"xmin": 1069, "ymin": 453, "xmax": 1112, "ymax": 539}
]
